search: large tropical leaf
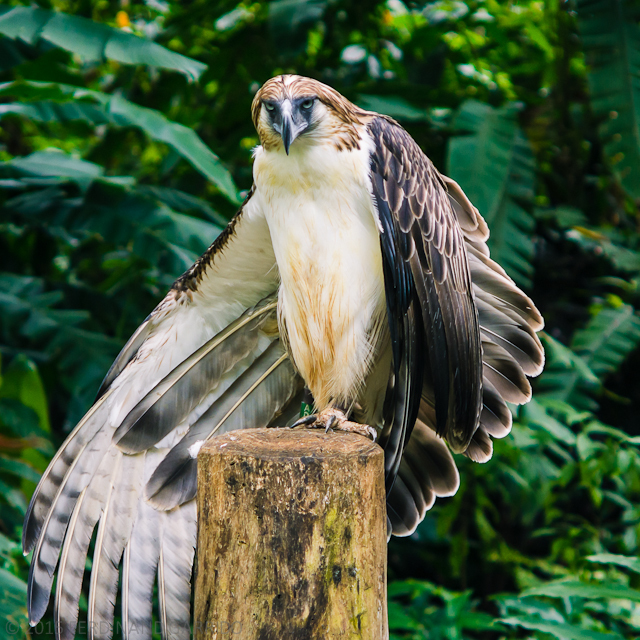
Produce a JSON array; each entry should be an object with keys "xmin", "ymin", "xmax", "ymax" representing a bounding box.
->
[
  {"xmin": 522, "ymin": 580, "xmax": 640, "ymax": 602},
  {"xmin": 447, "ymin": 100, "xmax": 536, "ymax": 288},
  {"xmin": 571, "ymin": 302, "xmax": 640, "ymax": 380},
  {"xmin": 530, "ymin": 333, "xmax": 598, "ymax": 415},
  {"xmin": 0, "ymin": 566, "xmax": 27, "ymax": 628},
  {"xmin": 0, "ymin": 5, "xmax": 206, "ymax": 81},
  {"xmin": 357, "ymin": 94, "xmax": 431, "ymax": 122},
  {"xmin": 0, "ymin": 149, "xmax": 225, "ymax": 423},
  {"xmin": 577, "ymin": 0, "xmax": 640, "ymax": 199},
  {"xmin": 0, "ymin": 35, "xmax": 39, "ymax": 72},
  {"xmin": 0, "ymin": 81, "xmax": 239, "ymax": 203},
  {"xmin": 501, "ymin": 616, "xmax": 625, "ymax": 640},
  {"xmin": 0, "ymin": 271, "xmax": 120, "ymax": 426},
  {"xmin": 0, "ymin": 148, "xmax": 110, "ymax": 192},
  {"xmin": 566, "ymin": 226, "xmax": 640, "ymax": 274},
  {"xmin": 534, "ymin": 304, "xmax": 640, "ymax": 411},
  {"xmin": 0, "ymin": 355, "xmax": 50, "ymax": 432},
  {"xmin": 0, "ymin": 272, "xmax": 85, "ymax": 343},
  {"xmin": 588, "ymin": 553, "xmax": 640, "ymax": 574},
  {"xmin": 1, "ymin": 150, "xmax": 224, "ymax": 274}
]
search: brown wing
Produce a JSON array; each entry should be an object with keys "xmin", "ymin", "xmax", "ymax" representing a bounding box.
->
[
  {"xmin": 368, "ymin": 116, "xmax": 483, "ymax": 458},
  {"xmin": 368, "ymin": 116, "xmax": 544, "ymax": 536}
]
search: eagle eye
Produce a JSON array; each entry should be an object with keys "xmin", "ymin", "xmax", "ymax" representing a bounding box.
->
[
  {"xmin": 264, "ymin": 102, "xmax": 276, "ymax": 112},
  {"xmin": 300, "ymin": 98, "xmax": 314, "ymax": 110}
]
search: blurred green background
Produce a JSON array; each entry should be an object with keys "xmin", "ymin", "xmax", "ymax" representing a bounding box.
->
[{"xmin": 1, "ymin": 0, "xmax": 640, "ymax": 638}]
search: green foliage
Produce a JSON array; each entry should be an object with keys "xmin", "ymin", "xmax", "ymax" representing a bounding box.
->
[
  {"xmin": 572, "ymin": 302, "xmax": 640, "ymax": 380},
  {"xmin": 0, "ymin": 81, "xmax": 239, "ymax": 201},
  {"xmin": 0, "ymin": 352, "xmax": 47, "ymax": 636},
  {"xmin": 447, "ymin": 100, "xmax": 536, "ymax": 288},
  {"xmin": 577, "ymin": 0, "xmax": 640, "ymax": 200},
  {"xmin": 1, "ymin": 1, "xmax": 640, "ymax": 638},
  {"xmin": 388, "ymin": 580, "xmax": 496, "ymax": 639},
  {"xmin": 0, "ymin": 4, "xmax": 206, "ymax": 80}
]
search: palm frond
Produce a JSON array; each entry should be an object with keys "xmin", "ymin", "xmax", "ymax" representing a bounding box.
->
[{"xmin": 447, "ymin": 101, "xmax": 535, "ymax": 289}]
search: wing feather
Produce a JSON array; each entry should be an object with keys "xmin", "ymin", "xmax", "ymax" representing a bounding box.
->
[
  {"xmin": 386, "ymin": 476, "xmax": 422, "ymax": 537},
  {"xmin": 385, "ymin": 418, "xmax": 461, "ymax": 537},
  {"xmin": 464, "ymin": 425, "xmax": 493, "ymax": 463},
  {"xmin": 23, "ymin": 388, "xmax": 113, "ymax": 554},
  {"xmin": 157, "ymin": 501, "xmax": 197, "ymax": 640},
  {"xmin": 479, "ymin": 378, "xmax": 513, "ymax": 439},
  {"xmin": 114, "ymin": 294, "xmax": 278, "ymax": 453},
  {"xmin": 441, "ymin": 175, "xmax": 489, "ymax": 242},
  {"xmin": 469, "ymin": 245, "xmax": 543, "ymax": 331},
  {"xmin": 96, "ymin": 316, "xmax": 153, "ymax": 399},
  {"xmin": 145, "ymin": 342, "xmax": 301, "ymax": 510},
  {"xmin": 88, "ymin": 453, "xmax": 143, "ymax": 640},
  {"xmin": 368, "ymin": 116, "xmax": 482, "ymax": 460},
  {"xmin": 373, "ymin": 193, "xmax": 423, "ymax": 492},
  {"xmin": 367, "ymin": 114, "xmax": 544, "ymax": 496},
  {"xmin": 54, "ymin": 450, "xmax": 115, "ymax": 640},
  {"xmin": 482, "ymin": 340, "xmax": 532, "ymax": 404},
  {"xmin": 27, "ymin": 426, "xmax": 114, "ymax": 623},
  {"xmin": 122, "ymin": 452, "xmax": 164, "ymax": 640},
  {"xmin": 365, "ymin": 113, "xmax": 543, "ymax": 535},
  {"xmin": 24, "ymin": 192, "xmax": 294, "ymax": 639}
]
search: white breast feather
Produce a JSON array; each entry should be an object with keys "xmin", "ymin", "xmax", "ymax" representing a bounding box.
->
[{"xmin": 253, "ymin": 132, "xmax": 386, "ymax": 408}]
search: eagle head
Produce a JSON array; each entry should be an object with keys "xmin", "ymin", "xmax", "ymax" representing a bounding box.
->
[{"xmin": 252, "ymin": 75, "xmax": 367, "ymax": 154}]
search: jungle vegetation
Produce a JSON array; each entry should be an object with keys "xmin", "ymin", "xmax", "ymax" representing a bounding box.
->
[{"xmin": 1, "ymin": 1, "xmax": 640, "ymax": 638}]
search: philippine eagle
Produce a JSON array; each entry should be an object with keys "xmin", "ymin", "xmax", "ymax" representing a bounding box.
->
[{"xmin": 24, "ymin": 75, "xmax": 544, "ymax": 638}]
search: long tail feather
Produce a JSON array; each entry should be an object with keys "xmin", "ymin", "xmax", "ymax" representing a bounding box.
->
[
  {"xmin": 27, "ymin": 426, "xmax": 114, "ymax": 624},
  {"xmin": 122, "ymin": 452, "xmax": 164, "ymax": 640},
  {"xmin": 87, "ymin": 453, "xmax": 143, "ymax": 640},
  {"xmin": 54, "ymin": 448, "xmax": 120, "ymax": 640},
  {"xmin": 157, "ymin": 501, "xmax": 196, "ymax": 640},
  {"xmin": 23, "ymin": 388, "xmax": 113, "ymax": 554}
]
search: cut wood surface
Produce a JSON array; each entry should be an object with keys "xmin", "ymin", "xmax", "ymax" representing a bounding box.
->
[{"xmin": 194, "ymin": 427, "xmax": 388, "ymax": 639}]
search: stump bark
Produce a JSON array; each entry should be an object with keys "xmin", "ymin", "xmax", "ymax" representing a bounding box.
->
[{"xmin": 193, "ymin": 427, "xmax": 388, "ymax": 640}]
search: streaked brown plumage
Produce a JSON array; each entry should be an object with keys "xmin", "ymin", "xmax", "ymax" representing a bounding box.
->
[{"xmin": 24, "ymin": 74, "xmax": 543, "ymax": 639}]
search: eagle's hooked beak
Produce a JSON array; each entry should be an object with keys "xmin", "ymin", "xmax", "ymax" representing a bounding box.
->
[
  {"xmin": 280, "ymin": 112, "xmax": 294, "ymax": 155},
  {"xmin": 273, "ymin": 99, "xmax": 308, "ymax": 155}
]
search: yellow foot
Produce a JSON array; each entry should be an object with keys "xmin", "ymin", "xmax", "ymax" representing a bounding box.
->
[{"xmin": 292, "ymin": 407, "xmax": 377, "ymax": 441}]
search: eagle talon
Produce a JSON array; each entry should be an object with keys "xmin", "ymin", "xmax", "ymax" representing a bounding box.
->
[
  {"xmin": 292, "ymin": 407, "xmax": 377, "ymax": 441},
  {"xmin": 290, "ymin": 414, "xmax": 317, "ymax": 429}
]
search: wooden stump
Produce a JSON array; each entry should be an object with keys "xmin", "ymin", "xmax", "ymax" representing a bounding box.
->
[{"xmin": 193, "ymin": 427, "xmax": 388, "ymax": 640}]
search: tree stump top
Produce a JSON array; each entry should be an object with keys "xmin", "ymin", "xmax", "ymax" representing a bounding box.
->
[{"xmin": 201, "ymin": 427, "xmax": 380, "ymax": 461}]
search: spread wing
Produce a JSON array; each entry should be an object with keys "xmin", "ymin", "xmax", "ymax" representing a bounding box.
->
[
  {"xmin": 367, "ymin": 116, "xmax": 544, "ymax": 535},
  {"xmin": 23, "ymin": 192, "xmax": 303, "ymax": 640},
  {"xmin": 369, "ymin": 116, "xmax": 483, "ymax": 473}
]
